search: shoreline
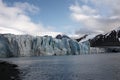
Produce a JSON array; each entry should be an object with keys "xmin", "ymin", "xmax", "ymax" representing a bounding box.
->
[{"xmin": 0, "ymin": 60, "xmax": 21, "ymax": 80}]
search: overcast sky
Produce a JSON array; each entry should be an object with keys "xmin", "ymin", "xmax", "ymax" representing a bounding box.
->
[{"xmin": 0, "ymin": 0, "xmax": 120, "ymax": 37}]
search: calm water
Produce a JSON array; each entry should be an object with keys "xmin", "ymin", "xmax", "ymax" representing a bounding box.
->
[{"xmin": 1, "ymin": 53, "xmax": 120, "ymax": 80}]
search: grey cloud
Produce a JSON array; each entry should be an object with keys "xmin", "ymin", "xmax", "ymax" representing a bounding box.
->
[{"xmin": 70, "ymin": 0, "xmax": 120, "ymax": 35}]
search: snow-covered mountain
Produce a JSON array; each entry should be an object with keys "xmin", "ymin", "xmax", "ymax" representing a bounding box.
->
[
  {"xmin": 90, "ymin": 27, "xmax": 120, "ymax": 47},
  {"xmin": 0, "ymin": 34, "xmax": 90, "ymax": 57}
]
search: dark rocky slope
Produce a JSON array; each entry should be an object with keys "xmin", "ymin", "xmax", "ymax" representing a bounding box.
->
[
  {"xmin": 0, "ymin": 60, "xmax": 20, "ymax": 80},
  {"xmin": 90, "ymin": 29, "xmax": 120, "ymax": 47}
]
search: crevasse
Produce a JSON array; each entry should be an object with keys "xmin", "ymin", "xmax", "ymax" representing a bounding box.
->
[{"xmin": 0, "ymin": 34, "xmax": 90, "ymax": 57}]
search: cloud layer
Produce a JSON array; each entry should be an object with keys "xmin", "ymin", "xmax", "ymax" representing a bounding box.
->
[
  {"xmin": 70, "ymin": 0, "xmax": 120, "ymax": 35},
  {"xmin": 0, "ymin": 0, "xmax": 61, "ymax": 37}
]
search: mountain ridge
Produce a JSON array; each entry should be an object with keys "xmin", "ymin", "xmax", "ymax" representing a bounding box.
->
[{"xmin": 89, "ymin": 27, "xmax": 120, "ymax": 47}]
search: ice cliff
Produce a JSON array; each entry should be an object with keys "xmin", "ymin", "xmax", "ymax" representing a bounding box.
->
[{"xmin": 0, "ymin": 34, "xmax": 90, "ymax": 57}]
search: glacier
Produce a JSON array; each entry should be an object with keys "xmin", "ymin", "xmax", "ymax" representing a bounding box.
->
[{"xmin": 0, "ymin": 34, "xmax": 90, "ymax": 57}]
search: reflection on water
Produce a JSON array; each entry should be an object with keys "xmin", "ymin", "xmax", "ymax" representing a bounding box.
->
[{"xmin": 1, "ymin": 53, "xmax": 120, "ymax": 80}]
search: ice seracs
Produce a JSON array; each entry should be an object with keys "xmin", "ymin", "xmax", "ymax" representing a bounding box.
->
[{"xmin": 0, "ymin": 34, "xmax": 90, "ymax": 57}]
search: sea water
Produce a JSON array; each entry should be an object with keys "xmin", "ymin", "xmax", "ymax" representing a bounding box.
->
[{"xmin": 1, "ymin": 53, "xmax": 120, "ymax": 80}]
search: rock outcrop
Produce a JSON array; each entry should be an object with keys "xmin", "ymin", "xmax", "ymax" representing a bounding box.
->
[
  {"xmin": 89, "ymin": 27, "xmax": 120, "ymax": 52},
  {"xmin": 90, "ymin": 28, "xmax": 120, "ymax": 47}
]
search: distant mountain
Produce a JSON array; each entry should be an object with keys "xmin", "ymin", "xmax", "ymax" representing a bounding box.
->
[
  {"xmin": 90, "ymin": 27, "xmax": 120, "ymax": 47},
  {"xmin": 75, "ymin": 34, "xmax": 88, "ymax": 42},
  {"xmin": 55, "ymin": 34, "xmax": 70, "ymax": 39}
]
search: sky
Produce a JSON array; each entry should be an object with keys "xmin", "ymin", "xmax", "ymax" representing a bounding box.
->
[{"xmin": 0, "ymin": 0, "xmax": 120, "ymax": 37}]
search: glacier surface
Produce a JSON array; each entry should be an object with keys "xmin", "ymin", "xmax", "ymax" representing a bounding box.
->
[{"xmin": 0, "ymin": 34, "xmax": 90, "ymax": 57}]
